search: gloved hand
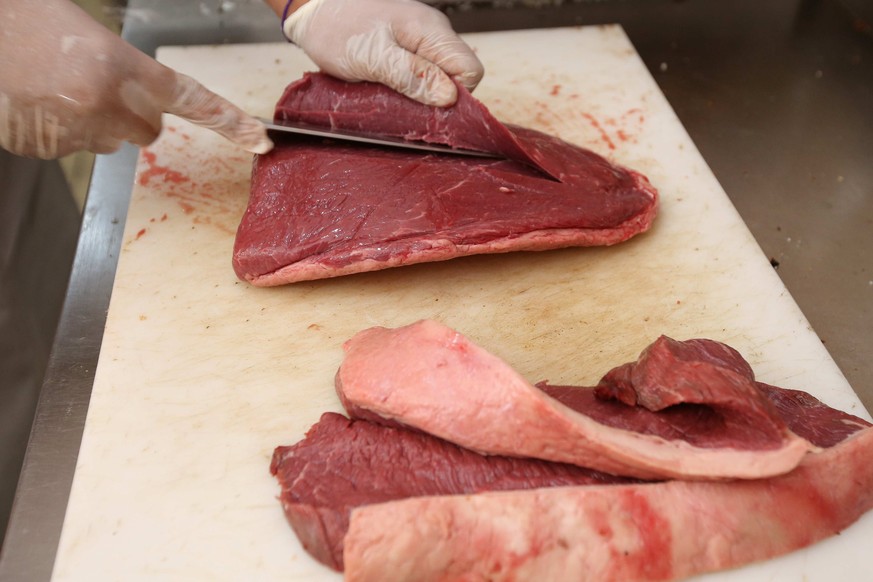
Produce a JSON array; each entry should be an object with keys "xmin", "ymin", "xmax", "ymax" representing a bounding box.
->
[
  {"xmin": 283, "ymin": 0, "xmax": 485, "ymax": 107},
  {"xmin": 0, "ymin": 0, "xmax": 272, "ymax": 159}
]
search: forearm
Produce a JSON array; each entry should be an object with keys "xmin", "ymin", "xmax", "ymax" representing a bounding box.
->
[{"xmin": 263, "ymin": 0, "xmax": 311, "ymax": 18}]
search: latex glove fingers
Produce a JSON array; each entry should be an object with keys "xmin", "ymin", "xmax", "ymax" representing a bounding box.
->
[
  {"xmin": 160, "ymin": 73, "xmax": 273, "ymax": 154},
  {"xmin": 337, "ymin": 27, "xmax": 459, "ymax": 107},
  {"xmin": 122, "ymin": 64, "xmax": 273, "ymax": 154},
  {"xmin": 393, "ymin": 18, "xmax": 484, "ymax": 94},
  {"xmin": 285, "ymin": 0, "xmax": 484, "ymax": 107},
  {"xmin": 0, "ymin": 0, "xmax": 271, "ymax": 159}
]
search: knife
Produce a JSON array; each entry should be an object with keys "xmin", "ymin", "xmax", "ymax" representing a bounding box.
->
[{"xmin": 259, "ymin": 118, "xmax": 502, "ymax": 158}]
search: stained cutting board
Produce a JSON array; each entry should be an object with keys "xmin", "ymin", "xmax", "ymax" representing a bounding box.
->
[{"xmin": 51, "ymin": 26, "xmax": 872, "ymax": 581}]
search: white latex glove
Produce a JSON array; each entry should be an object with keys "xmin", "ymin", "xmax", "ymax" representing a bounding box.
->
[
  {"xmin": 283, "ymin": 0, "xmax": 485, "ymax": 107},
  {"xmin": 0, "ymin": 0, "xmax": 272, "ymax": 159}
]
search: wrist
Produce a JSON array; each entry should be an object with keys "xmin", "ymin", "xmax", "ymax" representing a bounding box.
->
[
  {"xmin": 284, "ymin": 0, "xmax": 310, "ymax": 17},
  {"xmin": 265, "ymin": 0, "xmax": 312, "ymax": 40},
  {"xmin": 282, "ymin": 0, "xmax": 321, "ymax": 43}
]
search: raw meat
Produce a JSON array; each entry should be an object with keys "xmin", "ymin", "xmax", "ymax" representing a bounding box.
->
[
  {"xmin": 272, "ymin": 72, "xmax": 560, "ymax": 180},
  {"xmin": 343, "ymin": 426, "xmax": 873, "ymax": 582},
  {"xmin": 233, "ymin": 73, "xmax": 658, "ymax": 286},
  {"xmin": 336, "ymin": 320, "xmax": 812, "ymax": 480},
  {"xmin": 273, "ymin": 322, "xmax": 873, "ymax": 579},
  {"xmin": 537, "ymin": 336, "xmax": 816, "ymax": 449},
  {"xmin": 270, "ymin": 411, "xmax": 638, "ymax": 571}
]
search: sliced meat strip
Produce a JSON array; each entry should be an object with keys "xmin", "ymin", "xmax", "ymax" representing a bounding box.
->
[
  {"xmin": 343, "ymin": 427, "xmax": 873, "ymax": 582},
  {"xmin": 270, "ymin": 412, "xmax": 639, "ymax": 571},
  {"xmin": 538, "ymin": 336, "xmax": 794, "ymax": 450},
  {"xmin": 274, "ymin": 72, "xmax": 560, "ymax": 180},
  {"xmin": 336, "ymin": 320, "xmax": 813, "ymax": 480}
]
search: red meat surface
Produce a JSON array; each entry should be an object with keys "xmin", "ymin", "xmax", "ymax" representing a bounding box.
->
[
  {"xmin": 233, "ymin": 73, "xmax": 658, "ymax": 286},
  {"xmin": 336, "ymin": 320, "xmax": 813, "ymax": 480},
  {"xmin": 272, "ymin": 72, "xmax": 560, "ymax": 179},
  {"xmin": 270, "ymin": 412, "xmax": 639, "ymax": 571}
]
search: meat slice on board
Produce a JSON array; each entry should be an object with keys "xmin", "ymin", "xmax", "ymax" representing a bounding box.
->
[
  {"xmin": 270, "ymin": 412, "xmax": 639, "ymax": 571},
  {"xmin": 272, "ymin": 72, "xmax": 561, "ymax": 180},
  {"xmin": 233, "ymin": 73, "xmax": 658, "ymax": 286},
  {"xmin": 336, "ymin": 320, "xmax": 813, "ymax": 480},
  {"xmin": 343, "ymin": 426, "xmax": 873, "ymax": 582}
]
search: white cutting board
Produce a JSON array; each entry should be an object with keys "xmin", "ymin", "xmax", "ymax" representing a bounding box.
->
[{"xmin": 51, "ymin": 26, "xmax": 872, "ymax": 581}]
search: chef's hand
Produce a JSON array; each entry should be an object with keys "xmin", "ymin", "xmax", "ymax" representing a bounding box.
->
[
  {"xmin": 0, "ymin": 0, "xmax": 273, "ymax": 159},
  {"xmin": 280, "ymin": 0, "xmax": 485, "ymax": 107}
]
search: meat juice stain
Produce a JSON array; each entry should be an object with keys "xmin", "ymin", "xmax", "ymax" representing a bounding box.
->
[
  {"xmin": 622, "ymin": 107, "xmax": 646, "ymax": 124},
  {"xmin": 137, "ymin": 149, "xmax": 191, "ymax": 187},
  {"xmin": 580, "ymin": 113, "xmax": 617, "ymax": 151},
  {"xmin": 535, "ymin": 87, "xmax": 648, "ymax": 151},
  {"xmin": 573, "ymin": 108, "xmax": 647, "ymax": 151},
  {"xmin": 194, "ymin": 215, "xmax": 236, "ymax": 236},
  {"xmin": 135, "ymin": 149, "xmax": 196, "ymax": 216},
  {"xmin": 134, "ymin": 144, "xmax": 249, "ymax": 235}
]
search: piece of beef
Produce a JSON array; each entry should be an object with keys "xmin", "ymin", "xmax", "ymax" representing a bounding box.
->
[
  {"xmin": 273, "ymin": 72, "xmax": 560, "ymax": 180},
  {"xmin": 540, "ymin": 340, "xmax": 871, "ymax": 450},
  {"xmin": 754, "ymin": 382, "xmax": 871, "ymax": 447},
  {"xmin": 336, "ymin": 320, "xmax": 812, "ymax": 480},
  {"xmin": 537, "ymin": 336, "xmax": 796, "ymax": 449},
  {"xmin": 274, "ymin": 324, "xmax": 872, "ymax": 578},
  {"xmin": 233, "ymin": 73, "xmax": 657, "ymax": 286},
  {"xmin": 342, "ymin": 426, "xmax": 873, "ymax": 582},
  {"xmin": 270, "ymin": 412, "xmax": 639, "ymax": 571}
]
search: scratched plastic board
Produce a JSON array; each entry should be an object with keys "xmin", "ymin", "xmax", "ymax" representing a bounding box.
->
[{"xmin": 51, "ymin": 26, "xmax": 872, "ymax": 581}]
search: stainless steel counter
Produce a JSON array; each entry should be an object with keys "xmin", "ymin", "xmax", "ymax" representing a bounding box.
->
[{"xmin": 1, "ymin": 0, "xmax": 871, "ymax": 579}]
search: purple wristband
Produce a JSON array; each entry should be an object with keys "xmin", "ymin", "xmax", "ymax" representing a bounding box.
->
[{"xmin": 281, "ymin": 0, "xmax": 295, "ymax": 42}]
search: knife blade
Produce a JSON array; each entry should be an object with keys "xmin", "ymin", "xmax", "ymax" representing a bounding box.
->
[{"xmin": 259, "ymin": 118, "xmax": 502, "ymax": 158}]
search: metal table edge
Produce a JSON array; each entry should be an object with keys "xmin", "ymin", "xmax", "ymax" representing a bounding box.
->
[
  {"xmin": 0, "ymin": 4, "xmax": 283, "ymax": 578},
  {"xmin": 0, "ymin": 147, "xmax": 136, "ymax": 581}
]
